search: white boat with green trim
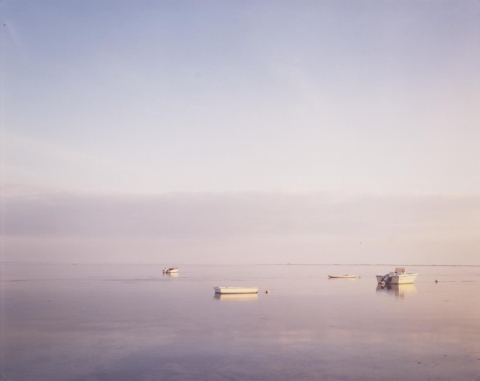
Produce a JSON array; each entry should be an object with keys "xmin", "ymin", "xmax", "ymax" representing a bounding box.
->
[{"xmin": 163, "ymin": 267, "xmax": 179, "ymax": 274}]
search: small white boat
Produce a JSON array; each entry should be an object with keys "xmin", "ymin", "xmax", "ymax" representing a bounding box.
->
[
  {"xmin": 328, "ymin": 274, "xmax": 357, "ymax": 279},
  {"xmin": 213, "ymin": 287, "xmax": 258, "ymax": 294},
  {"xmin": 163, "ymin": 267, "xmax": 179, "ymax": 274},
  {"xmin": 376, "ymin": 267, "xmax": 417, "ymax": 285}
]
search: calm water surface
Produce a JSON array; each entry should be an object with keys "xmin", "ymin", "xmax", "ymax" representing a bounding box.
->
[{"xmin": 1, "ymin": 264, "xmax": 480, "ymax": 380}]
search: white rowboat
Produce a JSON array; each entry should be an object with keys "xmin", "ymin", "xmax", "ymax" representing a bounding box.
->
[
  {"xmin": 163, "ymin": 267, "xmax": 179, "ymax": 274},
  {"xmin": 213, "ymin": 287, "xmax": 258, "ymax": 294},
  {"xmin": 328, "ymin": 275, "xmax": 357, "ymax": 279}
]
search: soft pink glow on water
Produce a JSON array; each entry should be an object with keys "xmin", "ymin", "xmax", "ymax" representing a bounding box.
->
[{"xmin": 2, "ymin": 264, "xmax": 479, "ymax": 380}]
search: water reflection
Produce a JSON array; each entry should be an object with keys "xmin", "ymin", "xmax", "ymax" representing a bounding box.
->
[
  {"xmin": 3, "ymin": 263, "xmax": 480, "ymax": 381},
  {"xmin": 376, "ymin": 283, "xmax": 418, "ymax": 298},
  {"xmin": 163, "ymin": 272, "xmax": 179, "ymax": 278},
  {"xmin": 214, "ymin": 293, "xmax": 259, "ymax": 301}
]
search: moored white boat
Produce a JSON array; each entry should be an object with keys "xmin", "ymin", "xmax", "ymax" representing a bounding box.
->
[
  {"xmin": 213, "ymin": 287, "xmax": 258, "ymax": 294},
  {"xmin": 328, "ymin": 274, "xmax": 357, "ymax": 279},
  {"xmin": 376, "ymin": 268, "xmax": 417, "ymax": 285},
  {"xmin": 163, "ymin": 267, "xmax": 179, "ymax": 274}
]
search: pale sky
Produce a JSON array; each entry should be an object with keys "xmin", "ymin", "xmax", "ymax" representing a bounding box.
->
[{"xmin": 1, "ymin": 1, "xmax": 479, "ymax": 264}]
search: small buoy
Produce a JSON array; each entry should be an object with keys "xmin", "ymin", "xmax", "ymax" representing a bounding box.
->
[
  {"xmin": 265, "ymin": 290, "xmax": 270, "ymax": 294},
  {"xmin": 435, "ymin": 279, "xmax": 439, "ymax": 283}
]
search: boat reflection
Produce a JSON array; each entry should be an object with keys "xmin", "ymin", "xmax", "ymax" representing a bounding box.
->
[
  {"xmin": 163, "ymin": 272, "xmax": 179, "ymax": 278},
  {"xmin": 214, "ymin": 293, "xmax": 259, "ymax": 301},
  {"xmin": 376, "ymin": 283, "xmax": 418, "ymax": 299}
]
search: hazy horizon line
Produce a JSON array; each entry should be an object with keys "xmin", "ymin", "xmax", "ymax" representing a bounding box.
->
[{"xmin": 2, "ymin": 262, "xmax": 480, "ymax": 267}]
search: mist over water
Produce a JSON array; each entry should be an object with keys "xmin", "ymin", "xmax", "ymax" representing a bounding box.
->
[
  {"xmin": 4, "ymin": 191, "xmax": 480, "ymax": 265},
  {"xmin": 2, "ymin": 263, "xmax": 479, "ymax": 380}
]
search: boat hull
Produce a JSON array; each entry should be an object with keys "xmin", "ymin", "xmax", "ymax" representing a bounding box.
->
[
  {"xmin": 376, "ymin": 274, "xmax": 417, "ymax": 284},
  {"xmin": 213, "ymin": 287, "xmax": 258, "ymax": 294},
  {"xmin": 328, "ymin": 275, "xmax": 356, "ymax": 279}
]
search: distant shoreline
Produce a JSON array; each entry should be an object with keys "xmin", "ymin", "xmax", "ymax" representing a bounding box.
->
[
  {"xmin": 1, "ymin": 262, "xmax": 480, "ymax": 267},
  {"xmin": 274, "ymin": 263, "xmax": 480, "ymax": 267}
]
